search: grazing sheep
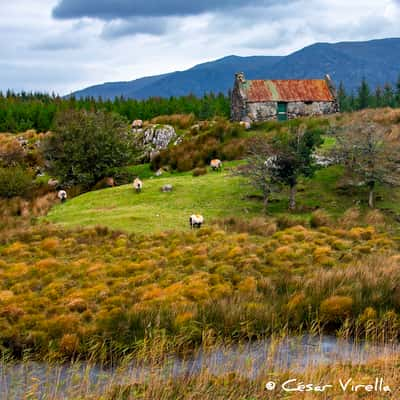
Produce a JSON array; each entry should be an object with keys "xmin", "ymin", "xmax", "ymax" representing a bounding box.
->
[
  {"xmin": 210, "ymin": 159, "xmax": 222, "ymax": 171},
  {"xmin": 189, "ymin": 214, "xmax": 204, "ymax": 229},
  {"xmin": 57, "ymin": 190, "xmax": 67, "ymax": 203},
  {"xmin": 239, "ymin": 121, "xmax": 251, "ymax": 130},
  {"xmin": 131, "ymin": 119, "xmax": 143, "ymax": 129},
  {"xmin": 161, "ymin": 184, "xmax": 173, "ymax": 192},
  {"xmin": 133, "ymin": 178, "xmax": 143, "ymax": 193}
]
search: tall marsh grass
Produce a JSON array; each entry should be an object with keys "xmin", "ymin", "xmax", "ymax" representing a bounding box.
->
[{"xmin": 0, "ymin": 221, "xmax": 399, "ymax": 361}]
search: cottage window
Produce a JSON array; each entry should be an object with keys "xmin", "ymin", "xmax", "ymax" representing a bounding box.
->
[{"xmin": 305, "ymin": 101, "xmax": 313, "ymax": 105}]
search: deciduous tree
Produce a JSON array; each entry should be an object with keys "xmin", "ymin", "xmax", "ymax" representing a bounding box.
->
[
  {"xmin": 236, "ymin": 137, "xmax": 276, "ymax": 213},
  {"xmin": 333, "ymin": 121, "xmax": 400, "ymax": 208},
  {"xmin": 239, "ymin": 125, "xmax": 322, "ymax": 212},
  {"xmin": 43, "ymin": 110, "xmax": 134, "ymax": 187},
  {"xmin": 269, "ymin": 126, "xmax": 323, "ymax": 210}
]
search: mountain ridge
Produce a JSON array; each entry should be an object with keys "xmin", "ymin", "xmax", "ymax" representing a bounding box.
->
[{"xmin": 70, "ymin": 38, "xmax": 400, "ymax": 100}]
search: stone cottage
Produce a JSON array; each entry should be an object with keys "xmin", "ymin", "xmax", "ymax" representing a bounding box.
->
[{"xmin": 231, "ymin": 72, "xmax": 339, "ymax": 122}]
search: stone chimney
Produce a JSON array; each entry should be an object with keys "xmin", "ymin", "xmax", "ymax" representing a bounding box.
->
[{"xmin": 235, "ymin": 72, "xmax": 246, "ymax": 84}]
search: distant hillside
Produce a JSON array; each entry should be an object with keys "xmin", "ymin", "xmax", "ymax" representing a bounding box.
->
[
  {"xmin": 69, "ymin": 73, "xmax": 173, "ymax": 100},
  {"xmin": 70, "ymin": 38, "xmax": 400, "ymax": 99}
]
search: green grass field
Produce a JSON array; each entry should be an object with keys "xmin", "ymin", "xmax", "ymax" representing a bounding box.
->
[
  {"xmin": 46, "ymin": 167, "xmax": 262, "ymax": 234},
  {"xmin": 47, "ymin": 160, "xmax": 400, "ymax": 234}
]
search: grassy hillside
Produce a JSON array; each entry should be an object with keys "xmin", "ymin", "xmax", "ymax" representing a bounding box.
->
[
  {"xmin": 46, "ymin": 162, "xmax": 400, "ymax": 234},
  {"xmin": 46, "ymin": 165, "xmax": 262, "ymax": 234}
]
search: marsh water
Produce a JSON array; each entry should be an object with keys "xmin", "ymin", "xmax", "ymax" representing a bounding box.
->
[{"xmin": 1, "ymin": 335, "xmax": 399, "ymax": 399}]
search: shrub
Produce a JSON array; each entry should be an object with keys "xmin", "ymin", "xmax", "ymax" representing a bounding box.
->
[
  {"xmin": 41, "ymin": 237, "xmax": 60, "ymax": 252},
  {"xmin": 348, "ymin": 226, "xmax": 375, "ymax": 240},
  {"xmin": 67, "ymin": 298, "xmax": 87, "ymax": 313},
  {"xmin": 220, "ymin": 139, "xmax": 246, "ymax": 160},
  {"xmin": 320, "ymin": 296, "xmax": 353, "ymax": 322},
  {"xmin": 150, "ymin": 120, "xmax": 246, "ymax": 172},
  {"xmin": 310, "ymin": 209, "xmax": 333, "ymax": 228},
  {"xmin": 92, "ymin": 177, "xmax": 116, "ymax": 191},
  {"xmin": 364, "ymin": 209, "xmax": 386, "ymax": 229},
  {"xmin": 0, "ymin": 138, "xmax": 25, "ymax": 167},
  {"xmin": 358, "ymin": 307, "xmax": 377, "ymax": 324},
  {"xmin": 176, "ymin": 156, "xmax": 193, "ymax": 172},
  {"xmin": 59, "ymin": 333, "xmax": 80, "ymax": 356},
  {"xmin": 276, "ymin": 215, "xmax": 307, "ymax": 230},
  {"xmin": 192, "ymin": 167, "xmax": 207, "ymax": 177},
  {"xmin": 339, "ymin": 207, "xmax": 361, "ymax": 229},
  {"xmin": 32, "ymin": 193, "xmax": 57, "ymax": 216},
  {"xmin": 237, "ymin": 277, "xmax": 257, "ymax": 294},
  {"xmin": 0, "ymin": 290, "xmax": 15, "ymax": 303},
  {"xmin": 151, "ymin": 114, "xmax": 196, "ymax": 129},
  {"xmin": 0, "ymin": 166, "xmax": 33, "ymax": 198},
  {"xmin": 313, "ymin": 246, "xmax": 334, "ymax": 265},
  {"xmin": 215, "ymin": 216, "xmax": 277, "ymax": 237},
  {"xmin": 35, "ymin": 258, "xmax": 61, "ymax": 270}
]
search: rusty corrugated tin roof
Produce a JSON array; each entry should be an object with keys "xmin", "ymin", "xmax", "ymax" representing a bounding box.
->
[{"xmin": 243, "ymin": 79, "xmax": 334, "ymax": 102}]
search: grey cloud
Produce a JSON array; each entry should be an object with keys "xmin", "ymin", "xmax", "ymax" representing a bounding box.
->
[
  {"xmin": 31, "ymin": 36, "xmax": 82, "ymax": 51},
  {"xmin": 101, "ymin": 17, "xmax": 168, "ymax": 39},
  {"xmin": 52, "ymin": 0, "xmax": 287, "ymax": 19}
]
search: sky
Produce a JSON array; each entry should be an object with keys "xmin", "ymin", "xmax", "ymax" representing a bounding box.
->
[{"xmin": 1, "ymin": 0, "xmax": 400, "ymax": 95}]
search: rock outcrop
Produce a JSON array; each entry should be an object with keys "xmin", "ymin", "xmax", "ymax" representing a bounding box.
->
[{"xmin": 132, "ymin": 124, "xmax": 177, "ymax": 162}]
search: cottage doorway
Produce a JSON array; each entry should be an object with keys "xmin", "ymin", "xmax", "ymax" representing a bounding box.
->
[{"xmin": 277, "ymin": 102, "xmax": 288, "ymax": 121}]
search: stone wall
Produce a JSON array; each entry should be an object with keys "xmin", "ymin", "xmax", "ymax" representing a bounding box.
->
[
  {"xmin": 287, "ymin": 101, "xmax": 338, "ymax": 119},
  {"xmin": 246, "ymin": 102, "xmax": 277, "ymax": 121},
  {"xmin": 245, "ymin": 101, "xmax": 338, "ymax": 122}
]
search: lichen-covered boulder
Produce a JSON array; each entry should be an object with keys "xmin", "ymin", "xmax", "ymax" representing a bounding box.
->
[
  {"xmin": 132, "ymin": 124, "xmax": 177, "ymax": 162},
  {"xmin": 142, "ymin": 125, "xmax": 176, "ymax": 149}
]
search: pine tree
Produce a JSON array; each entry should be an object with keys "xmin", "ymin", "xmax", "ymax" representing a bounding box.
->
[
  {"xmin": 395, "ymin": 74, "xmax": 400, "ymax": 107},
  {"xmin": 383, "ymin": 83, "xmax": 394, "ymax": 107},
  {"xmin": 337, "ymin": 82, "xmax": 348, "ymax": 111},
  {"xmin": 357, "ymin": 78, "xmax": 371, "ymax": 109},
  {"xmin": 374, "ymin": 86, "xmax": 383, "ymax": 108}
]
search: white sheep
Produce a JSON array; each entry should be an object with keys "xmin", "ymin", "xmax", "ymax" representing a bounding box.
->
[
  {"xmin": 57, "ymin": 190, "xmax": 67, "ymax": 203},
  {"xmin": 239, "ymin": 121, "xmax": 251, "ymax": 130},
  {"xmin": 161, "ymin": 184, "xmax": 173, "ymax": 192},
  {"xmin": 131, "ymin": 119, "xmax": 143, "ymax": 129},
  {"xmin": 210, "ymin": 159, "xmax": 222, "ymax": 171},
  {"xmin": 133, "ymin": 178, "xmax": 143, "ymax": 193},
  {"xmin": 189, "ymin": 214, "xmax": 204, "ymax": 229}
]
